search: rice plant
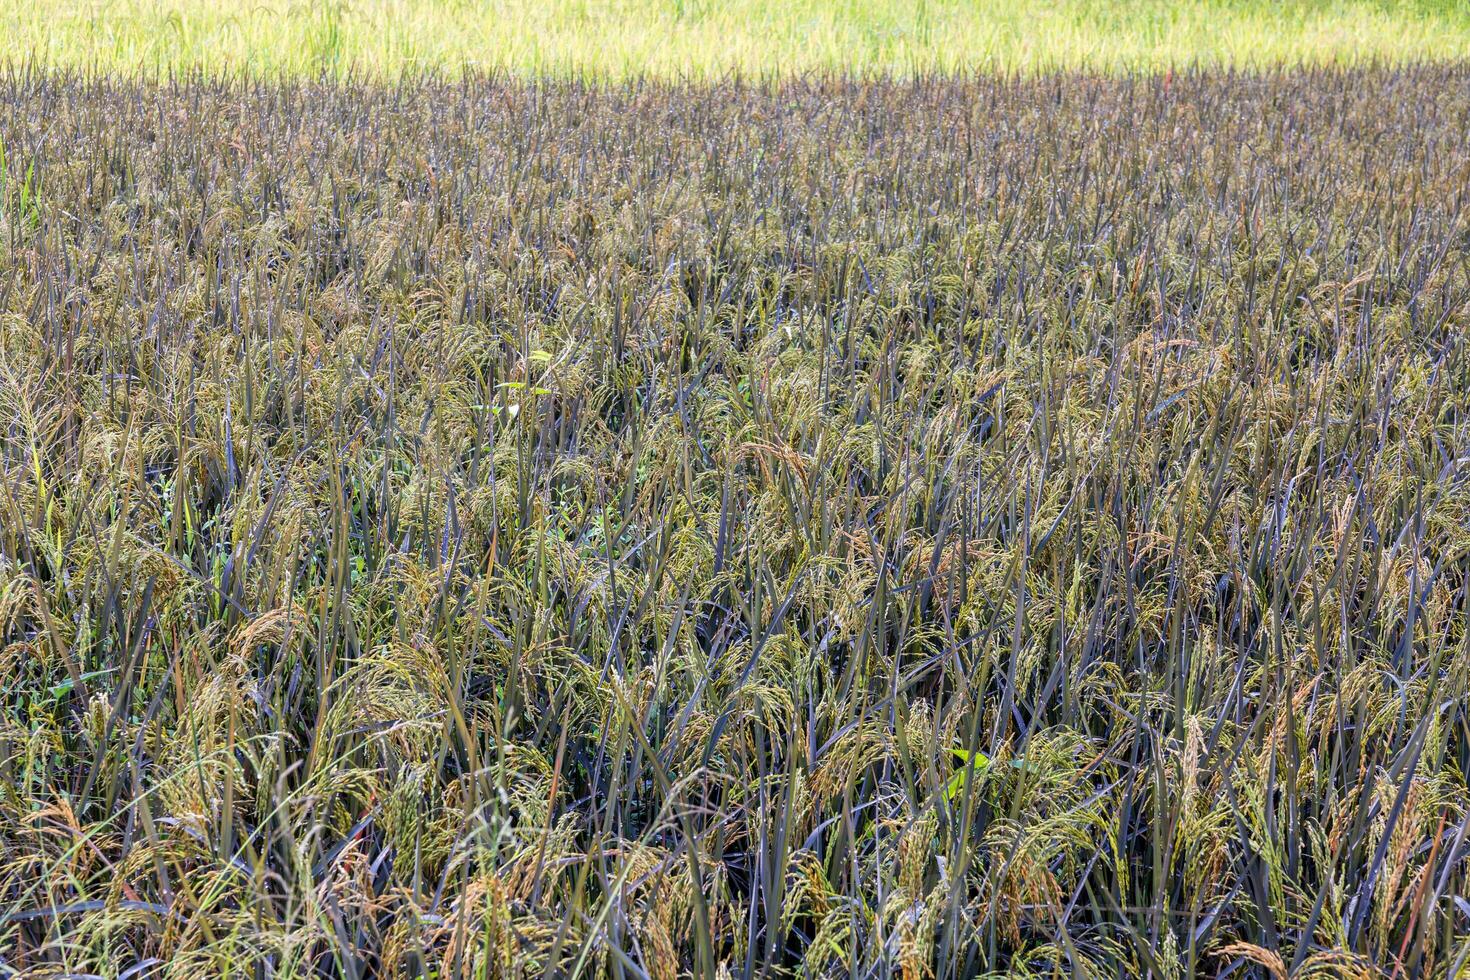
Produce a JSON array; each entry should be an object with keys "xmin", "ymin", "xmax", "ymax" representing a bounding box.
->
[{"xmin": 1, "ymin": 66, "xmax": 1469, "ymax": 977}]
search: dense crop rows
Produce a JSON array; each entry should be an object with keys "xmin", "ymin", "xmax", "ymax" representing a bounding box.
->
[{"xmin": 2, "ymin": 68, "xmax": 1470, "ymax": 977}]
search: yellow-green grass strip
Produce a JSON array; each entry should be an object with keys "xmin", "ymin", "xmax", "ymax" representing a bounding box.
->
[{"xmin": 6, "ymin": 0, "xmax": 1470, "ymax": 78}]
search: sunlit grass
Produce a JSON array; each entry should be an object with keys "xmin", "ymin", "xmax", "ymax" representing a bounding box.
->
[{"xmin": 6, "ymin": 0, "xmax": 1470, "ymax": 76}]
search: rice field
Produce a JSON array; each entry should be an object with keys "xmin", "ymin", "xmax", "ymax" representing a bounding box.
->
[
  {"xmin": 2, "ymin": 35, "xmax": 1470, "ymax": 980},
  {"xmin": 6, "ymin": 0, "xmax": 1470, "ymax": 76}
]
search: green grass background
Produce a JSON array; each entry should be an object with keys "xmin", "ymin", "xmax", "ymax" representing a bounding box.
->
[{"xmin": 8, "ymin": 0, "xmax": 1470, "ymax": 76}]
